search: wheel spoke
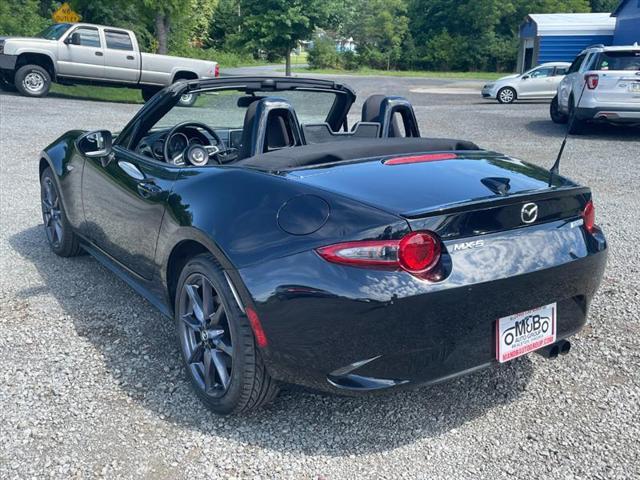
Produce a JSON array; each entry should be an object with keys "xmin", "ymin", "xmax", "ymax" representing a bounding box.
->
[
  {"xmin": 216, "ymin": 338, "xmax": 233, "ymax": 357},
  {"xmin": 187, "ymin": 342, "xmax": 205, "ymax": 364},
  {"xmin": 212, "ymin": 351, "xmax": 230, "ymax": 389},
  {"xmin": 185, "ymin": 284, "xmax": 204, "ymax": 322},
  {"xmin": 203, "ymin": 348, "xmax": 215, "ymax": 393},
  {"xmin": 181, "ymin": 313, "xmax": 202, "ymax": 331},
  {"xmin": 53, "ymin": 221, "xmax": 63, "ymax": 243},
  {"xmin": 210, "ymin": 305, "xmax": 224, "ymax": 325},
  {"xmin": 201, "ymin": 275, "xmax": 214, "ymax": 320}
]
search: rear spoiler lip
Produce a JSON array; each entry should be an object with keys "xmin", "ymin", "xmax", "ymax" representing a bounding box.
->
[{"xmin": 401, "ymin": 185, "xmax": 591, "ymax": 219}]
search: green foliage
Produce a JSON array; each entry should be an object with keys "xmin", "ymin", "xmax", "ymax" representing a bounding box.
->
[
  {"xmin": 307, "ymin": 35, "xmax": 342, "ymax": 69},
  {"xmin": 0, "ymin": 0, "xmax": 611, "ymax": 77},
  {"xmin": 207, "ymin": 0, "xmax": 241, "ymax": 49},
  {"xmin": 589, "ymin": 0, "xmax": 620, "ymax": 12},
  {"xmin": 0, "ymin": 0, "xmax": 52, "ymax": 36},
  {"xmin": 239, "ymin": 0, "xmax": 330, "ymax": 56}
]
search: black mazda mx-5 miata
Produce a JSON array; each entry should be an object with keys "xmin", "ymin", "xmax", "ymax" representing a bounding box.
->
[{"xmin": 39, "ymin": 76, "xmax": 607, "ymax": 414}]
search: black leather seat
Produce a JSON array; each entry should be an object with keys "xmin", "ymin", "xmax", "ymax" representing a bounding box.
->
[
  {"xmin": 361, "ymin": 95, "xmax": 420, "ymax": 138},
  {"xmin": 237, "ymin": 97, "xmax": 303, "ymax": 160}
]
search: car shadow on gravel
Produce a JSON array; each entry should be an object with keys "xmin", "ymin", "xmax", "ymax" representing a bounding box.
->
[
  {"xmin": 11, "ymin": 225, "xmax": 534, "ymax": 456},
  {"xmin": 526, "ymin": 120, "xmax": 640, "ymax": 141}
]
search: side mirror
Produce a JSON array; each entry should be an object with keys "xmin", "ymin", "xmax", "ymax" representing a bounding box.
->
[
  {"xmin": 77, "ymin": 130, "xmax": 113, "ymax": 158},
  {"xmin": 65, "ymin": 32, "xmax": 81, "ymax": 45},
  {"xmin": 522, "ymin": 75, "xmax": 530, "ymax": 80}
]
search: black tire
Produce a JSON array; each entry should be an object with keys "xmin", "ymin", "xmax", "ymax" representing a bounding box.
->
[
  {"xmin": 175, "ymin": 254, "xmax": 279, "ymax": 414},
  {"xmin": 40, "ymin": 167, "xmax": 82, "ymax": 257},
  {"xmin": 497, "ymin": 87, "xmax": 516, "ymax": 104},
  {"xmin": 15, "ymin": 64, "xmax": 51, "ymax": 98},
  {"xmin": 141, "ymin": 86, "xmax": 162, "ymax": 102},
  {"xmin": 177, "ymin": 92, "xmax": 198, "ymax": 107},
  {"xmin": 550, "ymin": 95, "xmax": 568, "ymax": 124},
  {"xmin": 567, "ymin": 96, "xmax": 587, "ymax": 135}
]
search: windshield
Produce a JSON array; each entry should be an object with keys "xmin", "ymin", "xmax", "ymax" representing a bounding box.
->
[
  {"xmin": 595, "ymin": 51, "xmax": 640, "ymax": 71},
  {"xmin": 36, "ymin": 23, "xmax": 71, "ymax": 40},
  {"xmin": 153, "ymin": 88, "xmax": 340, "ymax": 130}
]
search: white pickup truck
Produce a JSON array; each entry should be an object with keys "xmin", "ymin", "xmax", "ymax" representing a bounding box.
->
[{"xmin": 0, "ymin": 22, "xmax": 219, "ymax": 106}]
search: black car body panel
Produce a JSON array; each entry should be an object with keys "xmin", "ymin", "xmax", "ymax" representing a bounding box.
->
[{"xmin": 38, "ymin": 76, "xmax": 607, "ymax": 396}]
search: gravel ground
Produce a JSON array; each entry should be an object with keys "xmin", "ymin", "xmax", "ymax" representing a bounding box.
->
[{"xmin": 1, "ymin": 74, "xmax": 639, "ymax": 479}]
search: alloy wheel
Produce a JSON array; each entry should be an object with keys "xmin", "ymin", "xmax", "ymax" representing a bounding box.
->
[
  {"xmin": 23, "ymin": 72, "xmax": 45, "ymax": 94},
  {"xmin": 178, "ymin": 273, "xmax": 234, "ymax": 397},
  {"xmin": 499, "ymin": 88, "xmax": 515, "ymax": 103},
  {"xmin": 41, "ymin": 176, "xmax": 63, "ymax": 248}
]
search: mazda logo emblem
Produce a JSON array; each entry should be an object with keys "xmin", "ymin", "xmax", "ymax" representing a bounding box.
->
[{"xmin": 521, "ymin": 203, "xmax": 538, "ymax": 224}]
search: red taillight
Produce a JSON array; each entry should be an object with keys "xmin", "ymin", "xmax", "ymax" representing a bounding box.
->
[
  {"xmin": 214, "ymin": 64, "xmax": 220, "ymax": 77},
  {"xmin": 384, "ymin": 153, "xmax": 457, "ymax": 165},
  {"xmin": 582, "ymin": 200, "xmax": 596, "ymax": 233},
  {"xmin": 398, "ymin": 232, "xmax": 441, "ymax": 273},
  {"xmin": 585, "ymin": 74, "xmax": 599, "ymax": 90},
  {"xmin": 316, "ymin": 231, "xmax": 442, "ymax": 276}
]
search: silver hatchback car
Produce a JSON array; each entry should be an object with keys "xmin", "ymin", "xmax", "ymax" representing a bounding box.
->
[{"xmin": 482, "ymin": 62, "xmax": 571, "ymax": 104}]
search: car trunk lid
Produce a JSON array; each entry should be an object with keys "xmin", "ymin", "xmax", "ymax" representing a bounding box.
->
[{"xmin": 285, "ymin": 151, "xmax": 589, "ymax": 239}]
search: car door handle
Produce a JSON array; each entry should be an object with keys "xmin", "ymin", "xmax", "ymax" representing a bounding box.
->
[
  {"xmin": 95, "ymin": 51, "xmax": 103, "ymax": 56},
  {"xmin": 126, "ymin": 55, "xmax": 135, "ymax": 60},
  {"xmin": 137, "ymin": 180, "xmax": 163, "ymax": 199}
]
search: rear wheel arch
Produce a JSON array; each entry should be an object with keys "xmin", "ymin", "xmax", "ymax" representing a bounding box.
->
[
  {"xmin": 166, "ymin": 239, "xmax": 211, "ymax": 306},
  {"xmin": 172, "ymin": 70, "xmax": 198, "ymax": 83}
]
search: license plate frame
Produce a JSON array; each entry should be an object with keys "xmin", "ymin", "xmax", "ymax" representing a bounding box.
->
[
  {"xmin": 629, "ymin": 82, "xmax": 640, "ymax": 93},
  {"xmin": 496, "ymin": 303, "xmax": 556, "ymax": 363}
]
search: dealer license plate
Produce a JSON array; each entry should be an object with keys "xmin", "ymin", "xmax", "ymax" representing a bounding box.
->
[
  {"xmin": 629, "ymin": 82, "xmax": 640, "ymax": 93},
  {"xmin": 496, "ymin": 303, "xmax": 556, "ymax": 363}
]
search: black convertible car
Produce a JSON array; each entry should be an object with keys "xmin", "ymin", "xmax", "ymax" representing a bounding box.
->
[{"xmin": 39, "ymin": 77, "xmax": 607, "ymax": 414}]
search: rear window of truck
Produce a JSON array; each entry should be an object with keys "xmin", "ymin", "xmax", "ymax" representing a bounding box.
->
[{"xmin": 105, "ymin": 30, "xmax": 133, "ymax": 51}]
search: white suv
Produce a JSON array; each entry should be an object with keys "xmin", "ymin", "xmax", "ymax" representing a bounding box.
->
[{"xmin": 550, "ymin": 44, "xmax": 640, "ymax": 133}]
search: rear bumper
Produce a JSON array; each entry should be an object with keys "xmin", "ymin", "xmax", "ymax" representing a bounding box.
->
[
  {"xmin": 577, "ymin": 106, "xmax": 640, "ymax": 123},
  {"xmin": 237, "ymin": 224, "xmax": 607, "ymax": 394}
]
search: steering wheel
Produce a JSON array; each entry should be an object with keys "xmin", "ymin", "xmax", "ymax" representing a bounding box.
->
[{"xmin": 163, "ymin": 121, "xmax": 226, "ymax": 166}]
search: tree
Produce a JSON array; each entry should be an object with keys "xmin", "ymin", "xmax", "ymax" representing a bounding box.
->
[
  {"xmin": 0, "ymin": 0, "xmax": 51, "ymax": 36},
  {"xmin": 339, "ymin": 0, "xmax": 409, "ymax": 70},
  {"xmin": 239, "ymin": 0, "xmax": 331, "ymax": 75},
  {"xmin": 589, "ymin": 0, "xmax": 620, "ymax": 12}
]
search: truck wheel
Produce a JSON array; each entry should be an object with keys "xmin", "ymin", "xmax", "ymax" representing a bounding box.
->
[
  {"xmin": 15, "ymin": 65, "xmax": 51, "ymax": 98},
  {"xmin": 550, "ymin": 95, "xmax": 568, "ymax": 124},
  {"xmin": 178, "ymin": 92, "xmax": 198, "ymax": 107},
  {"xmin": 141, "ymin": 86, "xmax": 161, "ymax": 102}
]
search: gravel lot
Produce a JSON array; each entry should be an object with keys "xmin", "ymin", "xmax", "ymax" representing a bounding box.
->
[{"xmin": 1, "ymin": 74, "xmax": 639, "ymax": 479}]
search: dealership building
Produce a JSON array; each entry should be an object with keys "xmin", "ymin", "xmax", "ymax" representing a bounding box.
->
[{"xmin": 517, "ymin": 0, "xmax": 640, "ymax": 72}]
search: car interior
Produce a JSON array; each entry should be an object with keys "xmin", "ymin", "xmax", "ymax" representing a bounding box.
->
[{"xmin": 130, "ymin": 81, "xmax": 479, "ymax": 171}]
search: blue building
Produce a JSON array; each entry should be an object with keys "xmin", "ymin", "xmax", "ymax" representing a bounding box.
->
[
  {"xmin": 612, "ymin": 0, "xmax": 640, "ymax": 45},
  {"xmin": 517, "ymin": 1, "xmax": 639, "ymax": 72},
  {"xmin": 517, "ymin": 13, "xmax": 616, "ymax": 72}
]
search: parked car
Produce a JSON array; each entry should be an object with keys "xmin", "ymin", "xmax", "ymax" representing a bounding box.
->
[
  {"xmin": 550, "ymin": 44, "xmax": 640, "ymax": 133},
  {"xmin": 0, "ymin": 22, "xmax": 219, "ymax": 106},
  {"xmin": 37, "ymin": 77, "xmax": 607, "ymax": 414},
  {"xmin": 482, "ymin": 62, "xmax": 571, "ymax": 104}
]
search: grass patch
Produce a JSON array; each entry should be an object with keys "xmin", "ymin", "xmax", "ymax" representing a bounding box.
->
[
  {"xmin": 50, "ymin": 84, "xmax": 143, "ymax": 104},
  {"xmin": 289, "ymin": 67, "xmax": 505, "ymax": 80}
]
